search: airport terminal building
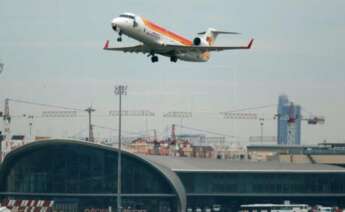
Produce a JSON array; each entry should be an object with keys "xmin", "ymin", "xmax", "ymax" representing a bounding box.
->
[{"xmin": 1, "ymin": 139, "xmax": 345, "ymax": 212}]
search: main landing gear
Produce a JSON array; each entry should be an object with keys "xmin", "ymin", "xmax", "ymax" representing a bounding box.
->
[
  {"xmin": 151, "ymin": 55, "xmax": 159, "ymax": 63},
  {"xmin": 170, "ymin": 56, "xmax": 178, "ymax": 63},
  {"xmin": 147, "ymin": 53, "xmax": 178, "ymax": 63}
]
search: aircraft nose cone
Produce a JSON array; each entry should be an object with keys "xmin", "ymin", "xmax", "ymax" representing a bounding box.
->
[
  {"xmin": 111, "ymin": 18, "xmax": 120, "ymax": 31},
  {"xmin": 112, "ymin": 23, "xmax": 117, "ymax": 31}
]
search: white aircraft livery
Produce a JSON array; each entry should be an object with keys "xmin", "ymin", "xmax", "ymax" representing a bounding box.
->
[{"xmin": 104, "ymin": 12, "xmax": 254, "ymax": 63}]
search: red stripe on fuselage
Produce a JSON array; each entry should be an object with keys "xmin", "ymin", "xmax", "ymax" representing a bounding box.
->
[{"xmin": 142, "ymin": 18, "xmax": 192, "ymax": 46}]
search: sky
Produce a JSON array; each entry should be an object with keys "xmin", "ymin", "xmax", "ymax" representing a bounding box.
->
[{"xmin": 0, "ymin": 0, "xmax": 345, "ymax": 145}]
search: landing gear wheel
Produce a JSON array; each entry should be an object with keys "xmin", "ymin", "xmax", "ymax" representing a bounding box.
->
[
  {"xmin": 151, "ymin": 56, "xmax": 159, "ymax": 63},
  {"xmin": 117, "ymin": 31, "xmax": 123, "ymax": 42},
  {"xmin": 170, "ymin": 56, "xmax": 178, "ymax": 63}
]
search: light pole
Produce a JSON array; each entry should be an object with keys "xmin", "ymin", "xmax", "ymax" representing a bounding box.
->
[
  {"xmin": 259, "ymin": 118, "xmax": 264, "ymax": 144},
  {"xmin": 28, "ymin": 115, "xmax": 34, "ymax": 141},
  {"xmin": 114, "ymin": 85, "xmax": 127, "ymax": 212},
  {"xmin": 85, "ymin": 107, "xmax": 96, "ymax": 142}
]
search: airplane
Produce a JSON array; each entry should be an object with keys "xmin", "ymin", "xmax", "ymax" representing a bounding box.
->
[{"xmin": 104, "ymin": 12, "xmax": 254, "ymax": 63}]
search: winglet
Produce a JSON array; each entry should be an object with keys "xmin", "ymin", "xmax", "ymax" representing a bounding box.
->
[
  {"xmin": 247, "ymin": 38, "xmax": 254, "ymax": 49},
  {"xmin": 103, "ymin": 40, "xmax": 109, "ymax": 49}
]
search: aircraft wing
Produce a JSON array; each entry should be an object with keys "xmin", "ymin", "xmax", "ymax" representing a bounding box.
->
[
  {"xmin": 103, "ymin": 40, "xmax": 150, "ymax": 53},
  {"xmin": 166, "ymin": 38, "xmax": 254, "ymax": 52}
]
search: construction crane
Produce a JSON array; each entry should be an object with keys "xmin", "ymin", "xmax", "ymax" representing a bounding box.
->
[
  {"xmin": 109, "ymin": 109, "xmax": 155, "ymax": 135},
  {"xmin": 302, "ymin": 116, "xmax": 325, "ymax": 125},
  {"xmin": 221, "ymin": 101, "xmax": 325, "ymax": 145},
  {"xmin": 221, "ymin": 112, "xmax": 258, "ymax": 120},
  {"xmin": 41, "ymin": 111, "xmax": 77, "ymax": 117},
  {"xmin": 163, "ymin": 111, "xmax": 192, "ymax": 118},
  {"xmin": 2, "ymin": 98, "xmax": 97, "ymax": 142},
  {"xmin": 220, "ymin": 104, "xmax": 276, "ymax": 144},
  {"xmin": 163, "ymin": 111, "xmax": 193, "ymax": 135},
  {"xmin": 275, "ymin": 102, "xmax": 325, "ymax": 145}
]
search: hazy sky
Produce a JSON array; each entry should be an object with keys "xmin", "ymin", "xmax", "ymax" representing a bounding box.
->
[{"xmin": 1, "ymin": 0, "xmax": 345, "ymax": 144}]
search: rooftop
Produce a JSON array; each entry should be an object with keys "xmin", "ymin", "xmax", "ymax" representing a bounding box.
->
[
  {"xmin": 3, "ymin": 139, "xmax": 345, "ymax": 174},
  {"xmin": 143, "ymin": 155, "xmax": 345, "ymax": 173}
]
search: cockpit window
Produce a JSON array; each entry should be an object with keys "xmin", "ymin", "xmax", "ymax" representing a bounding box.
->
[{"xmin": 120, "ymin": 14, "xmax": 135, "ymax": 20}]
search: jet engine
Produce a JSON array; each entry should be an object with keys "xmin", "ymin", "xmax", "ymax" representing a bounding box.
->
[{"xmin": 193, "ymin": 37, "xmax": 208, "ymax": 46}]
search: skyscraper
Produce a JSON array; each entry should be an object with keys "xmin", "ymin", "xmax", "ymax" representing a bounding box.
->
[{"xmin": 277, "ymin": 95, "xmax": 302, "ymax": 145}]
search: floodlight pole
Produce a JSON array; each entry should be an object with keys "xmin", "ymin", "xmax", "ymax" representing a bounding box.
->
[
  {"xmin": 115, "ymin": 85, "xmax": 127, "ymax": 212},
  {"xmin": 85, "ymin": 107, "xmax": 96, "ymax": 142},
  {"xmin": 259, "ymin": 118, "xmax": 264, "ymax": 144}
]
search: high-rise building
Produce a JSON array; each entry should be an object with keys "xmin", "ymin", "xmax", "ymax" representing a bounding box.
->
[{"xmin": 277, "ymin": 95, "xmax": 302, "ymax": 145}]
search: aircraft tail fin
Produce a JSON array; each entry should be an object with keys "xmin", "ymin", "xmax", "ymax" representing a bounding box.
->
[{"xmin": 198, "ymin": 28, "xmax": 240, "ymax": 46}]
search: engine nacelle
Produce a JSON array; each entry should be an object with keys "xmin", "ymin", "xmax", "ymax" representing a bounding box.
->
[
  {"xmin": 193, "ymin": 37, "xmax": 208, "ymax": 46},
  {"xmin": 193, "ymin": 37, "xmax": 201, "ymax": 45}
]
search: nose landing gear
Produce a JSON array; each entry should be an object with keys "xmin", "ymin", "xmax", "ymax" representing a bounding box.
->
[
  {"xmin": 148, "ymin": 52, "xmax": 159, "ymax": 63},
  {"xmin": 117, "ymin": 31, "xmax": 123, "ymax": 42}
]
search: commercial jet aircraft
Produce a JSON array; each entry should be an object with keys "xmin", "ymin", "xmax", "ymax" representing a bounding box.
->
[{"xmin": 104, "ymin": 12, "xmax": 254, "ymax": 63}]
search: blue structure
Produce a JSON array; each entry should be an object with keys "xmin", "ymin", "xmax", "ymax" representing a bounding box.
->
[{"xmin": 277, "ymin": 95, "xmax": 302, "ymax": 145}]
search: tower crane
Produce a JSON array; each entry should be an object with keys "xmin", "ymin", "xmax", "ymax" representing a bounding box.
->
[
  {"xmin": 109, "ymin": 109, "xmax": 155, "ymax": 138},
  {"xmin": 1, "ymin": 98, "xmax": 97, "ymax": 142},
  {"xmin": 221, "ymin": 101, "xmax": 325, "ymax": 145}
]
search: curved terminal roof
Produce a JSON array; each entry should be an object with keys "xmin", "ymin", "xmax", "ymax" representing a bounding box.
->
[
  {"xmin": 143, "ymin": 155, "xmax": 345, "ymax": 173},
  {"xmin": 3, "ymin": 139, "xmax": 345, "ymax": 210},
  {"xmin": 1, "ymin": 139, "xmax": 186, "ymax": 212}
]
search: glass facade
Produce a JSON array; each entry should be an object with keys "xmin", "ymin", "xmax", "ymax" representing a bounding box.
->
[
  {"xmin": 277, "ymin": 95, "xmax": 302, "ymax": 145},
  {"xmin": 0, "ymin": 143, "xmax": 179, "ymax": 211},
  {"xmin": 1, "ymin": 141, "xmax": 345, "ymax": 212},
  {"xmin": 178, "ymin": 172, "xmax": 345, "ymax": 194},
  {"xmin": 178, "ymin": 172, "xmax": 345, "ymax": 211}
]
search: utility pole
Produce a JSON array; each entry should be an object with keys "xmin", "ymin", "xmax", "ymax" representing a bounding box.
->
[
  {"xmin": 114, "ymin": 85, "xmax": 127, "ymax": 212},
  {"xmin": 85, "ymin": 107, "xmax": 95, "ymax": 142}
]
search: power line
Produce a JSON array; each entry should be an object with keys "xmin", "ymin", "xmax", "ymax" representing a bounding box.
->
[
  {"xmin": 92, "ymin": 125, "xmax": 145, "ymax": 136},
  {"xmin": 174, "ymin": 124, "xmax": 235, "ymax": 138},
  {"xmin": 7, "ymin": 98, "xmax": 84, "ymax": 111},
  {"xmin": 223, "ymin": 104, "xmax": 276, "ymax": 113}
]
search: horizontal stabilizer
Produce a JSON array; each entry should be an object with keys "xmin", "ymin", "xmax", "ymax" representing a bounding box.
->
[{"xmin": 197, "ymin": 31, "xmax": 241, "ymax": 35}]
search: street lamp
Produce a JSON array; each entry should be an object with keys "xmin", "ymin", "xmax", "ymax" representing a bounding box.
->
[
  {"xmin": 114, "ymin": 85, "xmax": 127, "ymax": 212},
  {"xmin": 85, "ymin": 107, "xmax": 96, "ymax": 142},
  {"xmin": 28, "ymin": 115, "xmax": 34, "ymax": 141},
  {"xmin": 259, "ymin": 118, "xmax": 264, "ymax": 144}
]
